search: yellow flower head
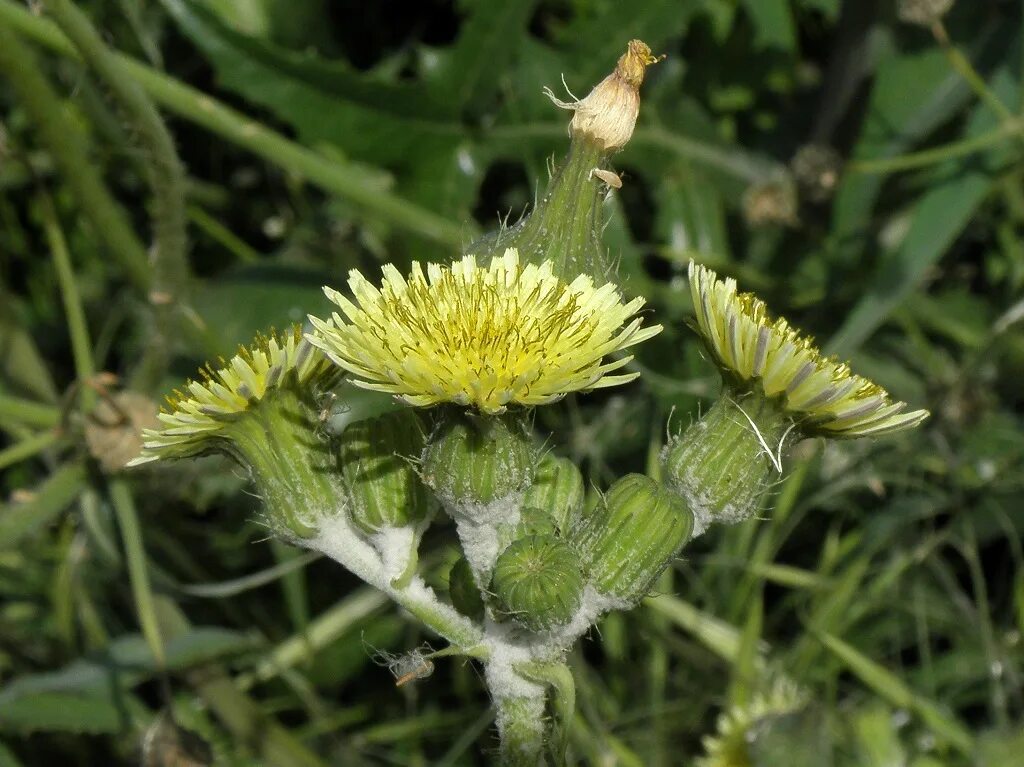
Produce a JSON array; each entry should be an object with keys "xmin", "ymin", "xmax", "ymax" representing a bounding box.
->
[
  {"xmin": 130, "ymin": 326, "xmax": 337, "ymax": 464},
  {"xmin": 307, "ymin": 249, "xmax": 662, "ymax": 414},
  {"xmin": 688, "ymin": 262, "xmax": 929, "ymax": 438},
  {"xmin": 697, "ymin": 678, "xmax": 804, "ymax": 767}
]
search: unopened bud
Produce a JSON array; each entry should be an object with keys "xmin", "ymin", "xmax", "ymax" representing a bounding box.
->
[
  {"xmin": 491, "ymin": 534, "xmax": 584, "ymax": 632},
  {"xmin": 546, "ymin": 39, "xmax": 662, "ymax": 152},
  {"xmin": 522, "ymin": 454, "xmax": 585, "ymax": 535},
  {"xmin": 471, "ymin": 40, "xmax": 661, "ymax": 281},
  {"xmin": 421, "ymin": 411, "xmax": 535, "ymax": 517},
  {"xmin": 338, "ymin": 410, "xmax": 433, "ymax": 535},
  {"xmin": 571, "ymin": 474, "xmax": 693, "ymax": 605}
]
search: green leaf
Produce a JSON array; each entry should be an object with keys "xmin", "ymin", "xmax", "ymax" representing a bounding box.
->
[
  {"xmin": 161, "ymin": 0, "xmax": 483, "ymax": 223},
  {"xmin": 830, "ymin": 19, "xmax": 1014, "ymax": 259},
  {"xmin": 831, "ymin": 48, "xmax": 967, "ymax": 249},
  {"xmin": 435, "ymin": 0, "xmax": 539, "ymax": 113},
  {"xmin": 0, "ymin": 691, "xmax": 124, "ymax": 734},
  {"xmin": 0, "ymin": 629, "xmax": 255, "ymax": 702},
  {"xmin": 828, "ymin": 66, "xmax": 1019, "ymax": 354},
  {"xmin": 815, "ymin": 630, "xmax": 975, "ymax": 755},
  {"xmin": 0, "ymin": 462, "xmax": 86, "ymax": 549},
  {"xmin": 191, "ymin": 262, "xmax": 336, "ymax": 350},
  {"xmin": 741, "ymin": 0, "xmax": 797, "ymax": 52}
]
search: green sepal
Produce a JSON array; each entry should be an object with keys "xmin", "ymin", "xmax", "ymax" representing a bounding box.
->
[{"xmin": 223, "ymin": 382, "xmax": 345, "ymax": 539}]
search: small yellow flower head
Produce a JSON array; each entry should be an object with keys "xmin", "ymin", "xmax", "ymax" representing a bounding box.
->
[
  {"xmin": 131, "ymin": 326, "xmax": 336, "ymax": 464},
  {"xmin": 307, "ymin": 249, "xmax": 662, "ymax": 414},
  {"xmin": 697, "ymin": 678, "xmax": 804, "ymax": 767},
  {"xmin": 545, "ymin": 39, "xmax": 662, "ymax": 151},
  {"xmin": 688, "ymin": 262, "xmax": 929, "ymax": 438}
]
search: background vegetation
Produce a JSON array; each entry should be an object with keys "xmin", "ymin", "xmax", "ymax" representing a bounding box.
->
[{"xmin": 1, "ymin": 0, "xmax": 1023, "ymax": 764}]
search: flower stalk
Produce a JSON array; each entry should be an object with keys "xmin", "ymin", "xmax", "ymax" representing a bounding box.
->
[{"xmin": 474, "ymin": 40, "xmax": 662, "ymax": 282}]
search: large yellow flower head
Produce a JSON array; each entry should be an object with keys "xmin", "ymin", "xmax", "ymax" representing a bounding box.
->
[
  {"xmin": 688, "ymin": 262, "xmax": 929, "ymax": 438},
  {"xmin": 130, "ymin": 326, "xmax": 337, "ymax": 464},
  {"xmin": 307, "ymin": 249, "xmax": 662, "ymax": 414}
]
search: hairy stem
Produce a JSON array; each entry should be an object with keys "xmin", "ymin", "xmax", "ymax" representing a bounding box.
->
[
  {"xmin": 311, "ymin": 514, "xmax": 484, "ymax": 649},
  {"xmin": 44, "ymin": 0, "xmax": 190, "ymax": 388},
  {"xmin": 0, "ymin": 23, "xmax": 150, "ymax": 290},
  {"xmin": 0, "ymin": 0, "xmax": 470, "ymax": 248},
  {"xmin": 492, "ymin": 686, "xmax": 549, "ymax": 767},
  {"xmin": 44, "ymin": 0, "xmax": 189, "ymax": 302}
]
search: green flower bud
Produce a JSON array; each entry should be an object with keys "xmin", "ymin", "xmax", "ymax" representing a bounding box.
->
[
  {"xmin": 421, "ymin": 410, "xmax": 536, "ymax": 517},
  {"xmin": 338, "ymin": 410, "xmax": 433, "ymax": 535},
  {"xmin": 523, "ymin": 454, "xmax": 585, "ymax": 535},
  {"xmin": 514, "ymin": 505, "xmax": 559, "ymax": 540},
  {"xmin": 572, "ymin": 474, "xmax": 693, "ymax": 605},
  {"xmin": 661, "ymin": 394, "xmax": 794, "ymax": 535},
  {"xmin": 448, "ymin": 556, "xmax": 485, "ymax": 623},
  {"xmin": 491, "ymin": 534, "xmax": 584, "ymax": 632}
]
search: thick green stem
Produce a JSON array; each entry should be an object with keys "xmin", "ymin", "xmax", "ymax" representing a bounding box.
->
[
  {"xmin": 473, "ymin": 136, "xmax": 609, "ymax": 281},
  {"xmin": 0, "ymin": 23, "xmax": 151, "ymax": 290},
  {"xmin": 493, "ymin": 689, "xmax": 549, "ymax": 767}
]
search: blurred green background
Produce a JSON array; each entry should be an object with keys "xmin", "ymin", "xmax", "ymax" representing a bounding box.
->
[{"xmin": 1, "ymin": 0, "xmax": 1023, "ymax": 764}]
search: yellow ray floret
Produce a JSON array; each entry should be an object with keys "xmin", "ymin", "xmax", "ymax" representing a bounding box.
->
[
  {"xmin": 130, "ymin": 326, "xmax": 335, "ymax": 464},
  {"xmin": 307, "ymin": 249, "xmax": 662, "ymax": 414},
  {"xmin": 688, "ymin": 262, "xmax": 929, "ymax": 438}
]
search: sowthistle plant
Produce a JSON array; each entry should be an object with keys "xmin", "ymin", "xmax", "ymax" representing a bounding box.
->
[{"xmin": 132, "ymin": 41, "xmax": 929, "ymax": 766}]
